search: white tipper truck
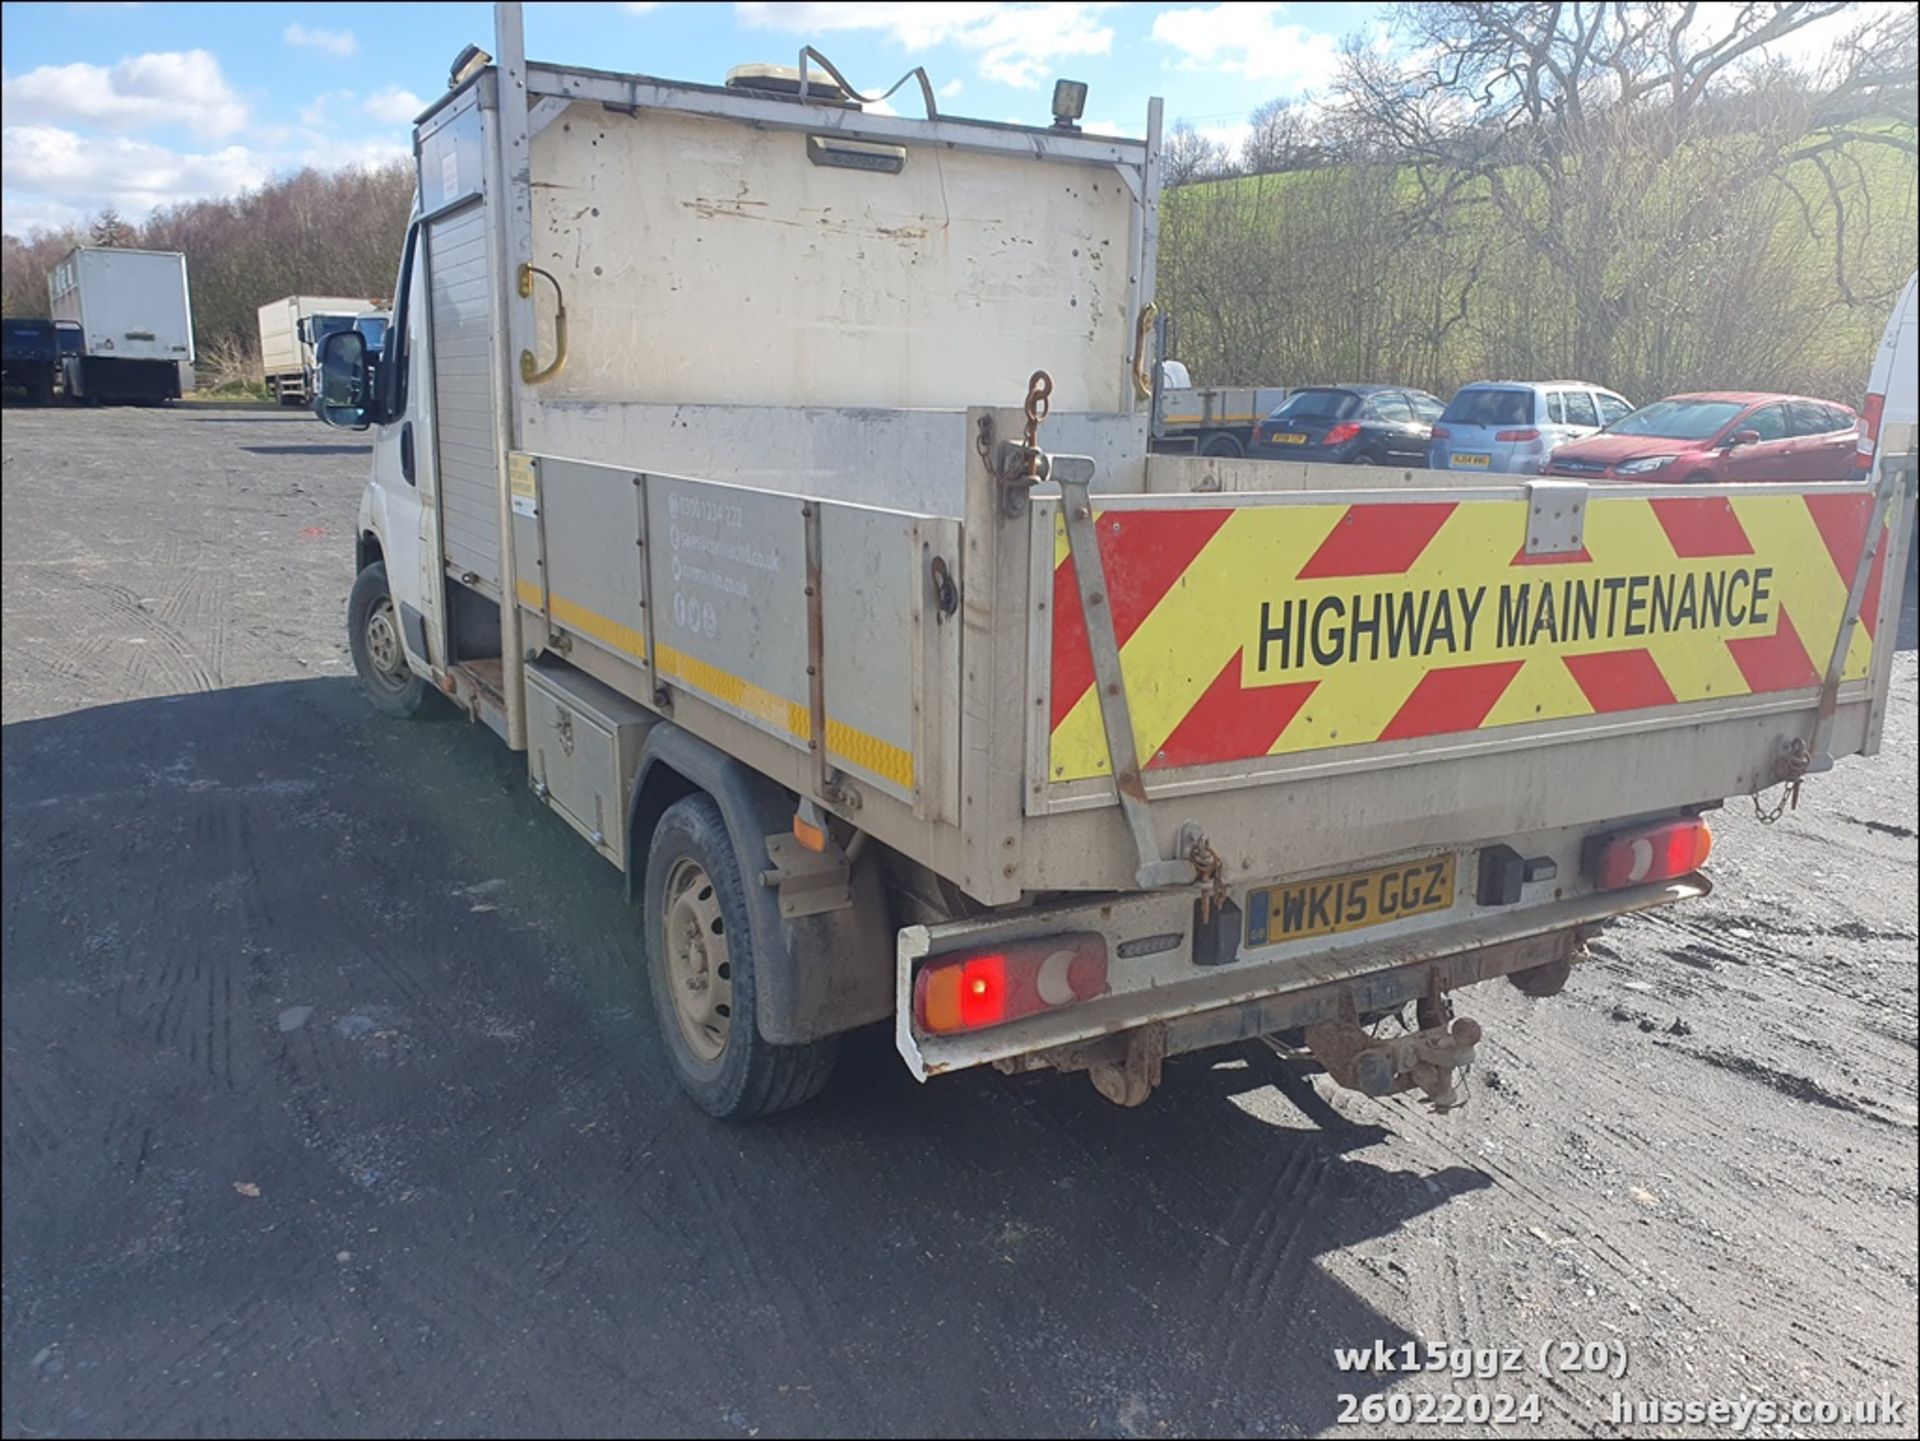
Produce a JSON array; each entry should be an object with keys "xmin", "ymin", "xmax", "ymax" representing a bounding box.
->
[
  {"xmin": 314, "ymin": 4, "xmax": 1910, "ymax": 1120},
  {"xmin": 1152, "ymin": 360, "xmax": 1289, "ymax": 458},
  {"xmin": 257, "ymin": 295, "xmax": 384, "ymax": 405},
  {"xmin": 48, "ymin": 245, "xmax": 195, "ymax": 404}
]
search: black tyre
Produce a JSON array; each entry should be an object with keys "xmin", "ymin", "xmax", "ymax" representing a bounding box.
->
[
  {"xmin": 643, "ymin": 793, "xmax": 838, "ymax": 1119},
  {"xmin": 1350, "ymin": 449, "xmax": 1382, "ymax": 467},
  {"xmin": 1201, "ymin": 433, "xmax": 1244, "ymax": 459},
  {"xmin": 347, "ymin": 562, "xmax": 430, "ymax": 718}
]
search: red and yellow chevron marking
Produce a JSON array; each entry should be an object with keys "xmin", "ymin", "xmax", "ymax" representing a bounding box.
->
[{"xmin": 1047, "ymin": 491, "xmax": 1886, "ymax": 783}]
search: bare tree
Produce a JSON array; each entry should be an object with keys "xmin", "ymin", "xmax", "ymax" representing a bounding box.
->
[
  {"xmin": 1241, "ymin": 97, "xmax": 1319, "ymax": 174},
  {"xmin": 1332, "ymin": 1, "xmax": 1918, "ymax": 378},
  {"xmin": 1162, "ymin": 120, "xmax": 1232, "ymax": 187}
]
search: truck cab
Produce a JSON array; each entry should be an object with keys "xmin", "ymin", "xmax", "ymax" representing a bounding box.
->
[{"xmin": 1, "ymin": 317, "xmax": 60, "ymax": 405}]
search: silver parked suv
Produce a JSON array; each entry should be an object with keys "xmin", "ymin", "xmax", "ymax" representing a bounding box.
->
[{"xmin": 1429, "ymin": 381, "xmax": 1633, "ymax": 474}]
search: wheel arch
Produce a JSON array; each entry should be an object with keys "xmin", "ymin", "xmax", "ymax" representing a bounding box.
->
[{"xmin": 627, "ymin": 723, "xmax": 892, "ymax": 1044}]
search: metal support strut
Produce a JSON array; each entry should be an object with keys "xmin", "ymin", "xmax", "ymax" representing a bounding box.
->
[
  {"xmin": 1008, "ymin": 370, "xmax": 1201, "ymax": 891},
  {"xmin": 1809, "ymin": 454, "xmax": 1910, "ymax": 771}
]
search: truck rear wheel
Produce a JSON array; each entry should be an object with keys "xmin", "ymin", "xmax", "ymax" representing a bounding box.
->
[
  {"xmin": 348, "ymin": 562, "xmax": 430, "ymax": 718},
  {"xmin": 643, "ymin": 793, "xmax": 838, "ymax": 1119}
]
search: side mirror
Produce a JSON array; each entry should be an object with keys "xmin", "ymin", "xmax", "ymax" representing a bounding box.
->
[
  {"xmin": 1726, "ymin": 428, "xmax": 1761, "ymax": 448},
  {"xmin": 316, "ymin": 329, "xmax": 375, "ymax": 429}
]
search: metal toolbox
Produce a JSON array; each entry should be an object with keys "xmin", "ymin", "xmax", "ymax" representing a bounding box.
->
[{"xmin": 525, "ymin": 661, "xmax": 656, "ymax": 868}]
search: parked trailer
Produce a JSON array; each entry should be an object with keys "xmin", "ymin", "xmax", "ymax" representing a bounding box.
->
[
  {"xmin": 315, "ymin": 5, "xmax": 1910, "ymax": 1121},
  {"xmin": 48, "ymin": 246, "xmax": 194, "ymax": 405},
  {"xmin": 258, "ymin": 295, "xmax": 383, "ymax": 405}
]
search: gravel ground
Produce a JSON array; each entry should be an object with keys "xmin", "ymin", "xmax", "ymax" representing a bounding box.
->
[{"xmin": 3, "ymin": 403, "xmax": 1916, "ymax": 1439}]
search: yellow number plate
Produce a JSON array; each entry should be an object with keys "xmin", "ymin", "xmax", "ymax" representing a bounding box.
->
[
  {"xmin": 1276, "ymin": 432, "xmax": 1307, "ymax": 445},
  {"xmin": 1451, "ymin": 452, "xmax": 1491, "ymax": 468},
  {"xmin": 1245, "ymin": 855, "xmax": 1457, "ymax": 947}
]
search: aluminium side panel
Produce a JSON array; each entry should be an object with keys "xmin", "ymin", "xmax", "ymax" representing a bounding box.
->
[
  {"xmin": 644, "ymin": 476, "xmax": 811, "ymax": 748},
  {"xmin": 817, "ymin": 503, "xmax": 926, "ymax": 807},
  {"xmin": 258, "ymin": 300, "xmax": 298, "ymax": 375}
]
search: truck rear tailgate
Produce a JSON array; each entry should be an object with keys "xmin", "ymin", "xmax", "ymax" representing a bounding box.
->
[{"xmin": 1019, "ymin": 475, "xmax": 1904, "ymax": 891}]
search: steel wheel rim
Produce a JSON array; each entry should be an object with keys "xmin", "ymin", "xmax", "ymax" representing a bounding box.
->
[
  {"xmin": 364, "ymin": 597, "xmax": 406, "ymax": 683},
  {"xmin": 663, "ymin": 857, "xmax": 732, "ymax": 1063}
]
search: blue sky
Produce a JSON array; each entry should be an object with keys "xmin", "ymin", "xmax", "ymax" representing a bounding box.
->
[{"xmin": 1, "ymin": 1, "xmax": 1385, "ymax": 235}]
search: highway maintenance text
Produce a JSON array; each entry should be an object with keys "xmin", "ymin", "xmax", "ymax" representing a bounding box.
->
[{"xmin": 1255, "ymin": 565, "xmax": 1776, "ymax": 673}]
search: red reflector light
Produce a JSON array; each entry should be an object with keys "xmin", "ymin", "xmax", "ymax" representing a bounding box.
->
[
  {"xmin": 1857, "ymin": 392, "xmax": 1884, "ymax": 460},
  {"xmin": 1323, "ymin": 422, "xmax": 1361, "ymax": 445},
  {"xmin": 1584, "ymin": 818, "xmax": 1713, "ymax": 891},
  {"xmin": 1495, "ymin": 428, "xmax": 1541, "ymax": 442},
  {"xmin": 914, "ymin": 933, "xmax": 1110, "ymax": 1035},
  {"xmin": 1430, "ymin": 425, "xmax": 1451, "ymax": 439}
]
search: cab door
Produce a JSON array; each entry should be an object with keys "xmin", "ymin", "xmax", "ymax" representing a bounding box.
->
[
  {"xmin": 1787, "ymin": 400, "xmax": 1857, "ymax": 481},
  {"xmin": 364, "ymin": 219, "xmax": 446, "ymax": 675},
  {"xmin": 1721, "ymin": 402, "xmax": 1791, "ymax": 482}
]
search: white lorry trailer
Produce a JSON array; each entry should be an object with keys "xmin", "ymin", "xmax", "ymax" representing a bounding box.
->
[
  {"xmin": 48, "ymin": 245, "xmax": 194, "ymax": 404},
  {"xmin": 258, "ymin": 295, "xmax": 385, "ymax": 405},
  {"xmin": 315, "ymin": 5, "xmax": 1910, "ymax": 1120}
]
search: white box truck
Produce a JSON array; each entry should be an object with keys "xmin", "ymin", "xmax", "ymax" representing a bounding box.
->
[
  {"xmin": 47, "ymin": 246, "xmax": 194, "ymax": 404},
  {"xmin": 311, "ymin": 5, "xmax": 1909, "ymax": 1121},
  {"xmin": 258, "ymin": 295, "xmax": 384, "ymax": 405}
]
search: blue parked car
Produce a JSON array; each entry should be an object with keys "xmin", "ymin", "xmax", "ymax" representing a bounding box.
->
[
  {"xmin": 1249, "ymin": 384, "xmax": 1445, "ymax": 466},
  {"xmin": 1429, "ymin": 381, "xmax": 1632, "ymax": 475}
]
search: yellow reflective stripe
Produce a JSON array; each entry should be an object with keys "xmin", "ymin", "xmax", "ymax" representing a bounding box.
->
[
  {"xmin": 515, "ymin": 579, "xmax": 647, "ymax": 662},
  {"xmin": 516, "ymin": 584, "xmax": 916, "ymax": 791},
  {"xmin": 655, "ymin": 640, "xmax": 806, "ymax": 737},
  {"xmin": 826, "ymin": 717, "xmax": 915, "ymax": 791}
]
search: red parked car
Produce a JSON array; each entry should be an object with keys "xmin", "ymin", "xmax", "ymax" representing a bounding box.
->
[{"xmin": 1541, "ymin": 391, "xmax": 1858, "ymax": 482}]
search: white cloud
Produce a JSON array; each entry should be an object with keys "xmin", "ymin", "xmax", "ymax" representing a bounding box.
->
[
  {"xmin": 284, "ymin": 24, "xmax": 357, "ymax": 58},
  {"xmin": 736, "ymin": 2, "xmax": 1115, "ymax": 89},
  {"xmin": 1, "ymin": 50, "xmax": 248, "ymax": 140},
  {"xmin": 939, "ymin": 76, "xmax": 965, "ymax": 99},
  {"xmin": 363, "ymin": 87, "xmax": 426, "ymax": 124},
  {"xmin": 1, "ymin": 123, "xmax": 269, "ymax": 223},
  {"xmin": 299, "ymin": 137, "xmax": 411, "ymax": 173},
  {"xmin": 1152, "ymin": 2, "xmax": 1341, "ymax": 88},
  {"xmin": 300, "ymin": 89, "xmax": 358, "ymax": 128}
]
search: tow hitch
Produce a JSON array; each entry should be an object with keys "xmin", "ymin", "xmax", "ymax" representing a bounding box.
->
[{"xmin": 1281, "ymin": 1014, "xmax": 1484, "ymax": 1112}]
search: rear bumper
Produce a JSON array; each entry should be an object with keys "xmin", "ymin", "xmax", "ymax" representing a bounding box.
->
[
  {"xmin": 68, "ymin": 355, "xmax": 182, "ymax": 402},
  {"xmin": 1430, "ymin": 444, "xmax": 1543, "ymax": 474},
  {"xmin": 1249, "ymin": 440, "xmax": 1355, "ymax": 463},
  {"xmin": 896, "ymin": 868, "xmax": 1708, "ymax": 1080}
]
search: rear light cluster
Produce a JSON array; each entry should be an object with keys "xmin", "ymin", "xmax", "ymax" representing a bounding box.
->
[
  {"xmin": 1857, "ymin": 392, "xmax": 1884, "ymax": 461},
  {"xmin": 914, "ymin": 933, "xmax": 1109, "ymax": 1035},
  {"xmin": 1323, "ymin": 422, "xmax": 1362, "ymax": 445},
  {"xmin": 1583, "ymin": 818, "xmax": 1713, "ymax": 891},
  {"xmin": 1495, "ymin": 428, "xmax": 1541, "ymax": 443},
  {"xmin": 1430, "ymin": 425, "xmax": 1452, "ymax": 439}
]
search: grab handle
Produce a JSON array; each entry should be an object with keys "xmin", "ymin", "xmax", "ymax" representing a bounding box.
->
[{"xmin": 517, "ymin": 263, "xmax": 568, "ymax": 385}]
